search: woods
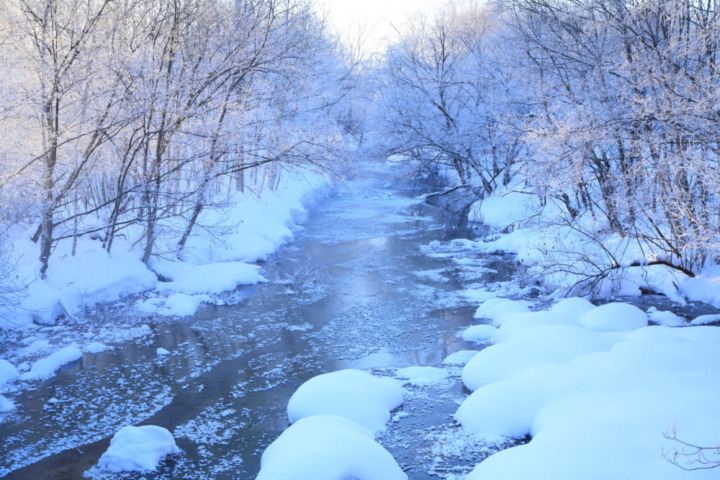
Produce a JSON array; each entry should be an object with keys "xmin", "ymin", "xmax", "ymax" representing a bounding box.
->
[
  {"xmin": 0, "ymin": 0, "xmax": 352, "ymax": 279},
  {"xmin": 377, "ymin": 0, "xmax": 720, "ymax": 293}
]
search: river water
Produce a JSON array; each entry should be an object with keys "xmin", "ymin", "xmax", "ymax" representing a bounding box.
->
[{"xmin": 1, "ymin": 161, "xmax": 518, "ymax": 479}]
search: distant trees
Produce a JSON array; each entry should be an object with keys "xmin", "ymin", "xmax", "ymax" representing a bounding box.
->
[
  {"xmin": 502, "ymin": 0, "xmax": 720, "ymax": 279},
  {"xmin": 378, "ymin": 0, "xmax": 720, "ymax": 289},
  {"xmin": 0, "ymin": 0, "xmax": 353, "ymax": 277},
  {"xmin": 376, "ymin": 3, "xmax": 525, "ymax": 198}
]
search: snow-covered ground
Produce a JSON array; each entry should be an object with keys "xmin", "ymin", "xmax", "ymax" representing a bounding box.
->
[
  {"xmin": 1, "ymin": 169, "xmax": 331, "ymax": 330},
  {"xmin": 468, "ymin": 182, "xmax": 720, "ymax": 306}
]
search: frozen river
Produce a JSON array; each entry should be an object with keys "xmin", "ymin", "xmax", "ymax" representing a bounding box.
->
[{"xmin": 2, "ymin": 161, "xmax": 517, "ymax": 479}]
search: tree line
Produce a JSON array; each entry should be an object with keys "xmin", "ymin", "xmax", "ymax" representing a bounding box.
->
[
  {"xmin": 377, "ymin": 0, "xmax": 720, "ymax": 290},
  {"xmin": 0, "ymin": 0, "xmax": 354, "ymax": 279}
]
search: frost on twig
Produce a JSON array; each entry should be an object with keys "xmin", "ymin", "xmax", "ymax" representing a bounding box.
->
[{"xmin": 662, "ymin": 423, "xmax": 720, "ymax": 472}]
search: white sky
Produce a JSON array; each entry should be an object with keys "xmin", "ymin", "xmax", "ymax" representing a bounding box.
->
[{"xmin": 316, "ymin": 0, "xmax": 450, "ymax": 57}]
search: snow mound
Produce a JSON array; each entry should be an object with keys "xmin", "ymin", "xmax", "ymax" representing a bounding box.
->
[
  {"xmin": 548, "ymin": 297, "xmax": 596, "ymax": 317},
  {"xmin": 474, "ymin": 298, "xmax": 531, "ymax": 325},
  {"xmin": 455, "ymin": 301, "xmax": 720, "ymax": 479},
  {"xmin": 287, "ymin": 369, "xmax": 403, "ymax": 432},
  {"xmin": 461, "ymin": 324, "xmax": 498, "ymax": 343},
  {"xmin": 395, "ymin": 366, "xmax": 448, "ymax": 386},
  {"xmin": 20, "ymin": 345, "xmax": 83, "ymax": 381},
  {"xmin": 257, "ymin": 415, "xmax": 406, "ymax": 480},
  {"xmin": 442, "ymin": 350, "xmax": 478, "ymax": 365},
  {"xmin": 98, "ymin": 425, "xmax": 181, "ymax": 473},
  {"xmin": 461, "ymin": 325, "xmax": 609, "ymax": 391},
  {"xmin": 578, "ymin": 302, "xmax": 647, "ymax": 332}
]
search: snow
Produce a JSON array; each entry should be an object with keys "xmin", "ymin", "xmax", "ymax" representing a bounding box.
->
[
  {"xmin": 442, "ymin": 350, "xmax": 478, "ymax": 365},
  {"xmin": 647, "ymin": 307, "xmax": 685, "ymax": 327},
  {"xmin": 0, "ymin": 359, "xmax": 18, "ymax": 386},
  {"xmin": 256, "ymin": 415, "xmax": 407, "ymax": 480},
  {"xmin": 461, "ymin": 324, "xmax": 610, "ymax": 391},
  {"xmin": 0, "ymin": 395, "xmax": 15, "ymax": 412},
  {"xmin": 395, "ymin": 366, "xmax": 448, "ymax": 386},
  {"xmin": 474, "ymin": 298, "xmax": 531, "ymax": 325},
  {"xmin": 469, "ymin": 189, "xmax": 535, "ymax": 230},
  {"xmin": 1, "ymin": 170, "xmax": 329, "ymax": 328},
  {"xmin": 691, "ymin": 314, "xmax": 720, "ymax": 326},
  {"xmin": 548, "ymin": 297, "xmax": 596, "ymax": 317},
  {"xmin": 84, "ymin": 342, "xmax": 109, "ymax": 354},
  {"xmin": 578, "ymin": 302, "xmax": 648, "ymax": 332},
  {"xmin": 156, "ymin": 348, "xmax": 170, "ymax": 356},
  {"xmin": 287, "ymin": 369, "xmax": 404, "ymax": 433},
  {"xmin": 455, "ymin": 301, "xmax": 720, "ymax": 479},
  {"xmin": 152, "ymin": 260, "xmax": 266, "ymax": 295},
  {"xmin": 461, "ymin": 325, "xmax": 497, "ymax": 343},
  {"xmin": 137, "ymin": 293, "xmax": 212, "ymax": 317},
  {"xmin": 98, "ymin": 425, "xmax": 181, "ymax": 473},
  {"xmin": 19, "ymin": 345, "xmax": 83, "ymax": 381}
]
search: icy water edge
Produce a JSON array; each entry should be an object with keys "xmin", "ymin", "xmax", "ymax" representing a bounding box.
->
[{"xmin": 1, "ymin": 161, "xmax": 521, "ymax": 479}]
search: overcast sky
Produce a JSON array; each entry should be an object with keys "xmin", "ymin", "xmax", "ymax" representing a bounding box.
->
[{"xmin": 315, "ymin": 0, "xmax": 450, "ymax": 57}]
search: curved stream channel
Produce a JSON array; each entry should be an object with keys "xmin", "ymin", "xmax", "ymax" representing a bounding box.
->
[{"xmin": 1, "ymin": 161, "xmax": 518, "ymax": 479}]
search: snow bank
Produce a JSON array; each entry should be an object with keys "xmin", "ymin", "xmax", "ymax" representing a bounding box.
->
[
  {"xmin": 455, "ymin": 301, "xmax": 720, "ymax": 479},
  {"xmin": 19, "ymin": 345, "xmax": 82, "ymax": 381},
  {"xmin": 152, "ymin": 260, "xmax": 265, "ymax": 295},
  {"xmin": 2, "ymin": 170, "xmax": 329, "ymax": 328},
  {"xmin": 468, "ymin": 188, "xmax": 536, "ymax": 230},
  {"xmin": 257, "ymin": 415, "xmax": 407, "ymax": 480},
  {"xmin": 466, "ymin": 185, "xmax": 720, "ymax": 305},
  {"xmin": 98, "ymin": 425, "xmax": 181, "ymax": 473},
  {"xmin": 287, "ymin": 369, "xmax": 403, "ymax": 433},
  {"xmin": 395, "ymin": 366, "xmax": 448, "ymax": 386}
]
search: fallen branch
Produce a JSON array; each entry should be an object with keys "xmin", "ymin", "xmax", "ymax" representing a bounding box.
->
[{"xmin": 611, "ymin": 258, "xmax": 695, "ymax": 278}]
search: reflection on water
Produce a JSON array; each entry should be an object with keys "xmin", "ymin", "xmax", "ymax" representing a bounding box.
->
[{"xmin": 1, "ymin": 162, "xmax": 515, "ymax": 479}]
